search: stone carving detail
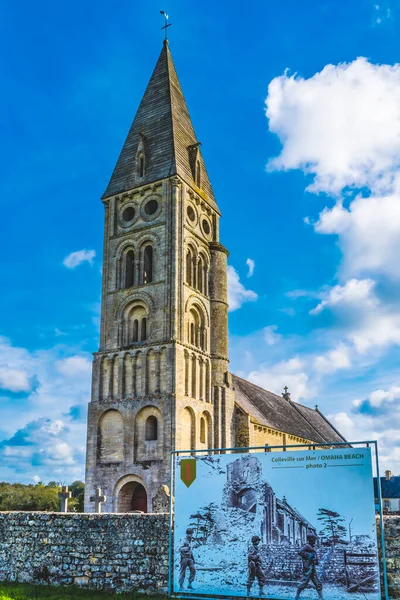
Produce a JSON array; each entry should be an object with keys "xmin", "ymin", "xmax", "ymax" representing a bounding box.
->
[{"xmin": 151, "ymin": 485, "xmax": 171, "ymax": 513}]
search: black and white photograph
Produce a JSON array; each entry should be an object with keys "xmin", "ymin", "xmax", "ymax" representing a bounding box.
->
[{"xmin": 174, "ymin": 449, "xmax": 380, "ymax": 600}]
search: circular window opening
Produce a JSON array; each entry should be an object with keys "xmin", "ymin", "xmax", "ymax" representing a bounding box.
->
[
  {"xmin": 144, "ymin": 199, "xmax": 159, "ymax": 215},
  {"xmin": 122, "ymin": 206, "xmax": 135, "ymax": 222},
  {"xmin": 202, "ymin": 219, "xmax": 211, "ymax": 236},
  {"xmin": 187, "ymin": 205, "xmax": 196, "ymax": 222}
]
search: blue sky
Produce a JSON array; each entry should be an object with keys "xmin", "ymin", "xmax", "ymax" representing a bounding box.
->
[{"xmin": 1, "ymin": 0, "xmax": 400, "ymax": 483}]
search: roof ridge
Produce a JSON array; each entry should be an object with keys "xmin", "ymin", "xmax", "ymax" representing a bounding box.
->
[
  {"xmin": 232, "ymin": 373, "xmax": 283, "ymax": 401},
  {"xmin": 164, "ymin": 42, "xmax": 177, "ymax": 178},
  {"xmin": 288, "ymin": 400, "xmax": 327, "ymax": 443},
  {"xmin": 315, "ymin": 407, "xmax": 348, "ymax": 444}
]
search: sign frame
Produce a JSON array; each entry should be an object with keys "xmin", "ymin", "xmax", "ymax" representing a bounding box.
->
[{"xmin": 168, "ymin": 440, "xmax": 388, "ymax": 600}]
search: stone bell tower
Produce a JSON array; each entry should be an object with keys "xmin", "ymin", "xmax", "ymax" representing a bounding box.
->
[{"xmin": 84, "ymin": 41, "xmax": 236, "ymax": 513}]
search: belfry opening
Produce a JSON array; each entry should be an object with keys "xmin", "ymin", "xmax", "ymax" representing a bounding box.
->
[{"xmin": 118, "ymin": 482, "xmax": 148, "ymax": 513}]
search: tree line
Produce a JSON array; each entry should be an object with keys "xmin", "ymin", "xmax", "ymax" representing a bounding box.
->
[{"xmin": 0, "ymin": 480, "xmax": 84, "ymax": 512}]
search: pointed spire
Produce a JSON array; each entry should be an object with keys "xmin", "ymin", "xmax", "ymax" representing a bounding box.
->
[{"xmin": 102, "ymin": 42, "xmax": 217, "ymax": 207}]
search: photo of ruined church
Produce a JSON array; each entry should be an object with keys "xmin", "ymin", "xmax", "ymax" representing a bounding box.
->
[
  {"xmin": 223, "ymin": 456, "xmax": 317, "ymax": 546},
  {"xmin": 174, "ymin": 453, "xmax": 380, "ymax": 600},
  {"xmin": 83, "ymin": 39, "xmax": 347, "ymax": 515}
]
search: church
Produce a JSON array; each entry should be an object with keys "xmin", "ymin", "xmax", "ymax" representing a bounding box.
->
[{"xmin": 84, "ymin": 41, "xmax": 346, "ymax": 513}]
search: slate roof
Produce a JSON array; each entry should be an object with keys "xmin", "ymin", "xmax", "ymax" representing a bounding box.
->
[
  {"xmin": 374, "ymin": 476, "xmax": 400, "ymax": 499},
  {"xmin": 232, "ymin": 374, "xmax": 347, "ymax": 445},
  {"xmin": 103, "ymin": 41, "xmax": 217, "ymax": 208}
]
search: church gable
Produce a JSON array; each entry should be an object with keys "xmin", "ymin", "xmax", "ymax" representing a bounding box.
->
[{"xmin": 231, "ymin": 374, "xmax": 346, "ymax": 445}]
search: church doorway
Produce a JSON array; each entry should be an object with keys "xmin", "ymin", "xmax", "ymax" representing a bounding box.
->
[{"xmin": 118, "ymin": 481, "xmax": 148, "ymax": 513}]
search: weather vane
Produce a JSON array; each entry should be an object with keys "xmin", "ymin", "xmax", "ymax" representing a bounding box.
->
[{"xmin": 160, "ymin": 11, "xmax": 172, "ymax": 41}]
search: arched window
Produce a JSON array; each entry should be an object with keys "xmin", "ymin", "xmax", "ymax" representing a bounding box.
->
[
  {"xmin": 197, "ymin": 257, "xmax": 203, "ymax": 294},
  {"xmin": 125, "ymin": 249, "xmax": 135, "ymax": 288},
  {"xmin": 145, "ymin": 415, "xmax": 158, "ymax": 441},
  {"xmin": 200, "ymin": 417, "xmax": 206, "ymax": 444},
  {"xmin": 191, "ymin": 355, "xmax": 197, "ymax": 398},
  {"xmin": 182, "ymin": 407, "xmax": 195, "ymax": 451},
  {"xmin": 99, "ymin": 410, "xmax": 124, "ymax": 463},
  {"xmin": 187, "ymin": 305, "xmax": 206, "ymax": 350},
  {"xmin": 140, "ymin": 317, "xmax": 147, "ymax": 341},
  {"xmin": 186, "ymin": 248, "xmax": 193, "ymax": 286},
  {"xmin": 196, "ymin": 160, "xmax": 201, "ymax": 187},
  {"xmin": 143, "ymin": 245, "xmax": 153, "ymax": 284},
  {"xmin": 203, "ymin": 258, "xmax": 208, "ymax": 296},
  {"xmin": 133, "ymin": 319, "xmax": 139, "ymax": 342},
  {"xmin": 124, "ymin": 303, "xmax": 148, "ymax": 346},
  {"xmin": 137, "ymin": 153, "xmax": 145, "ymax": 178}
]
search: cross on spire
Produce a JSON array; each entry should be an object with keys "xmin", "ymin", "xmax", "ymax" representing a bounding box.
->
[
  {"xmin": 90, "ymin": 487, "xmax": 107, "ymax": 513},
  {"xmin": 58, "ymin": 485, "xmax": 72, "ymax": 513},
  {"xmin": 160, "ymin": 11, "xmax": 172, "ymax": 41}
]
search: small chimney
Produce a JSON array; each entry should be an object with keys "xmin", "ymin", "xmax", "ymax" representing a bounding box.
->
[
  {"xmin": 385, "ymin": 470, "xmax": 392, "ymax": 480},
  {"xmin": 282, "ymin": 386, "xmax": 291, "ymax": 401}
]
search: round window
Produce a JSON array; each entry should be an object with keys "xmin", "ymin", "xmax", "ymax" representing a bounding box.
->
[
  {"xmin": 122, "ymin": 206, "xmax": 135, "ymax": 222},
  {"xmin": 144, "ymin": 199, "xmax": 159, "ymax": 215},
  {"xmin": 202, "ymin": 219, "xmax": 211, "ymax": 236},
  {"xmin": 187, "ymin": 205, "xmax": 196, "ymax": 222}
]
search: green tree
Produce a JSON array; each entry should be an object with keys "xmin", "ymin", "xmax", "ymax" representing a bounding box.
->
[
  {"xmin": 0, "ymin": 480, "xmax": 85, "ymax": 512},
  {"xmin": 317, "ymin": 508, "xmax": 347, "ymax": 544},
  {"xmin": 69, "ymin": 480, "xmax": 85, "ymax": 512}
]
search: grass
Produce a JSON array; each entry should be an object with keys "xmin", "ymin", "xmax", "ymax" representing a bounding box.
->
[{"xmin": 0, "ymin": 583, "xmax": 168, "ymax": 600}]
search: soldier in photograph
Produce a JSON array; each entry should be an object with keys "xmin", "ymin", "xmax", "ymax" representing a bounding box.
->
[
  {"xmin": 247, "ymin": 535, "xmax": 266, "ymax": 597},
  {"xmin": 179, "ymin": 527, "xmax": 196, "ymax": 590},
  {"xmin": 295, "ymin": 532, "xmax": 323, "ymax": 600}
]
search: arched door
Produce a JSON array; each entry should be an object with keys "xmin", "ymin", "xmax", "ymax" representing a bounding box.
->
[
  {"xmin": 118, "ymin": 481, "xmax": 148, "ymax": 513},
  {"xmin": 132, "ymin": 484, "xmax": 147, "ymax": 512}
]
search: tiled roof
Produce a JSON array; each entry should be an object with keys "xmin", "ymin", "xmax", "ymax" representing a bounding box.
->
[
  {"xmin": 232, "ymin": 374, "xmax": 347, "ymax": 445},
  {"xmin": 374, "ymin": 476, "xmax": 400, "ymax": 499},
  {"xmin": 102, "ymin": 41, "xmax": 217, "ymax": 208}
]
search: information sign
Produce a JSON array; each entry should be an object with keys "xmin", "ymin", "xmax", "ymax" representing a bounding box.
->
[{"xmin": 173, "ymin": 447, "xmax": 380, "ymax": 600}]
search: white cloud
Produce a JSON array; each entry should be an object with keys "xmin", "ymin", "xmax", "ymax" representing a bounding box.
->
[
  {"xmin": 63, "ymin": 249, "xmax": 96, "ymax": 269},
  {"xmin": 266, "ymin": 57, "xmax": 400, "ymax": 196},
  {"xmin": 246, "ymin": 258, "xmax": 255, "ymax": 278},
  {"xmin": 0, "ymin": 417, "xmax": 83, "ymax": 480},
  {"xmin": 0, "ymin": 336, "xmax": 91, "ymax": 482},
  {"xmin": 310, "ymin": 278, "xmax": 400, "ymax": 354},
  {"xmin": 310, "ymin": 279, "xmax": 375, "ymax": 316},
  {"xmin": 329, "ymin": 385, "xmax": 400, "ymax": 473},
  {"xmin": 310, "ymin": 278, "xmax": 400, "ymax": 356},
  {"xmin": 263, "ymin": 325, "xmax": 282, "ymax": 346},
  {"xmin": 227, "ymin": 265, "xmax": 258, "ymax": 311},
  {"xmin": 0, "ymin": 336, "xmax": 33, "ymax": 392},
  {"xmin": 315, "ymin": 191, "xmax": 400, "ymax": 280},
  {"xmin": 0, "ymin": 367, "xmax": 31, "ymax": 393},
  {"xmin": 361, "ymin": 386, "xmax": 400, "ymax": 408},
  {"xmin": 266, "ymin": 58, "xmax": 400, "ymax": 283},
  {"xmin": 247, "ymin": 357, "xmax": 314, "ymax": 402},
  {"xmin": 328, "ymin": 412, "xmax": 355, "ymax": 440},
  {"xmin": 373, "ymin": 3, "xmax": 392, "ymax": 25},
  {"xmin": 314, "ymin": 344, "xmax": 352, "ymax": 374},
  {"xmin": 56, "ymin": 356, "xmax": 92, "ymax": 378},
  {"xmin": 55, "ymin": 328, "xmax": 67, "ymax": 337}
]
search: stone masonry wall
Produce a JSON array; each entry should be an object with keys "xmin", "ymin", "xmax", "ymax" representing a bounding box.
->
[
  {"xmin": 379, "ymin": 515, "xmax": 400, "ymax": 598},
  {"xmin": 0, "ymin": 512, "xmax": 169, "ymax": 593}
]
